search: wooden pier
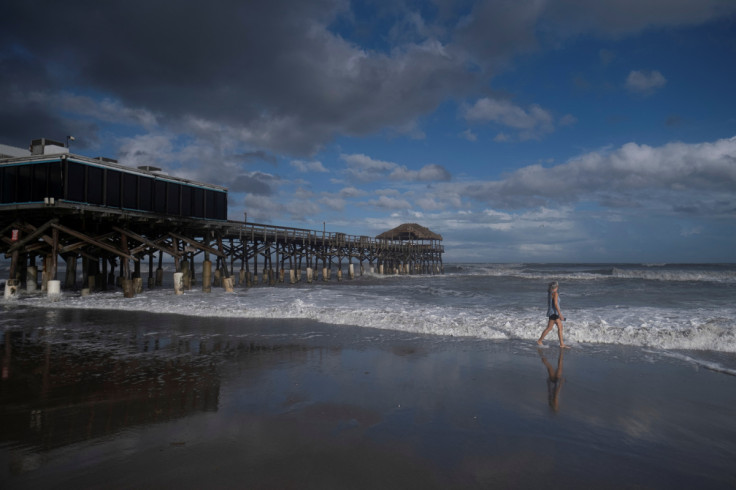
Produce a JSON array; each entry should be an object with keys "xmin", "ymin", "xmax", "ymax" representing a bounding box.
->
[{"xmin": 1, "ymin": 148, "xmax": 443, "ymax": 297}]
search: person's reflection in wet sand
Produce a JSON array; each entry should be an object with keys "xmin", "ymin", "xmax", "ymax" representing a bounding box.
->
[{"xmin": 538, "ymin": 348, "xmax": 564, "ymax": 413}]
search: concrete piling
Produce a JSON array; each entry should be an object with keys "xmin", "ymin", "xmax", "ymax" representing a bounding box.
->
[
  {"xmin": 202, "ymin": 261, "xmax": 212, "ymax": 293},
  {"xmin": 173, "ymin": 272, "xmax": 184, "ymax": 295},
  {"xmin": 26, "ymin": 266, "xmax": 37, "ymax": 292},
  {"xmin": 4, "ymin": 279, "xmax": 18, "ymax": 299},
  {"xmin": 47, "ymin": 280, "xmax": 61, "ymax": 299},
  {"xmin": 122, "ymin": 279, "xmax": 135, "ymax": 298}
]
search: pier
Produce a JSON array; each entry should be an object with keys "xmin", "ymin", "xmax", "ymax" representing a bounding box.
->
[{"xmin": 1, "ymin": 143, "xmax": 443, "ymax": 297}]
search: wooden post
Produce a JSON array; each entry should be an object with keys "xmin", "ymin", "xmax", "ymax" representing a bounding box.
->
[
  {"xmin": 203, "ymin": 234, "xmax": 212, "ymax": 293},
  {"xmin": 121, "ymin": 234, "xmax": 130, "ymax": 281},
  {"xmin": 181, "ymin": 259, "xmax": 191, "ymax": 290},
  {"xmin": 120, "ymin": 234, "xmax": 134, "ymax": 297},
  {"xmin": 190, "ymin": 253, "xmax": 196, "ymax": 286},
  {"xmin": 202, "ymin": 260, "xmax": 212, "ymax": 293},
  {"xmin": 156, "ymin": 251, "xmax": 164, "ymax": 286},
  {"xmin": 133, "ymin": 255, "xmax": 141, "ymax": 280},
  {"xmin": 229, "ymin": 238, "xmax": 235, "ymax": 284},
  {"xmin": 108, "ymin": 257, "xmax": 116, "ymax": 287},
  {"xmin": 216, "ymin": 234, "xmax": 229, "ymax": 279},
  {"xmin": 173, "ymin": 238, "xmax": 180, "ymax": 272},
  {"xmin": 253, "ymin": 240, "xmax": 259, "ymax": 285},
  {"xmin": 148, "ymin": 253, "xmax": 155, "ymax": 288},
  {"xmin": 50, "ymin": 228, "xmax": 59, "ymax": 281},
  {"xmin": 64, "ymin": 253, "xmax": 77, "ymax": 289}
]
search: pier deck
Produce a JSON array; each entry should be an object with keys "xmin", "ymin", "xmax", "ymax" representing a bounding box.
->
[
  {"xmin": 1, "ymin": 200, "xmax": 444, "ymax": 295},
  {"xmin": 1, "ymin": 149, "xmax": 443, "ymax": 297}
]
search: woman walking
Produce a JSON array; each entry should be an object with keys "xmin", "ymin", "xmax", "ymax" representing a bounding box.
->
[{"xmin": 538, "ymin": 281, "xmax": 568, "ymax": 348}]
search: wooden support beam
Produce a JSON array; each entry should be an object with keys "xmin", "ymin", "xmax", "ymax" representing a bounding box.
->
[
  {"xmin": 168, "ymin": 232, "xmax": 226, "ymax": 258},
  {"xmin": 113, "ymin": 226, "xmax": 180, "ymax": 257},
  {"xmin": 51, "ymin": 223, "xmax": 137, "ymax": 262},
  {"xmin": 59, "ymin": 232, "xmax": 117, "ymax": 254},
  {"xmin": 6, "ymin": 219, "xmax": 59, "ymax": 254},
  {"xmin": 216, "ymin": 234, "xmax": 229, "ymax": 277}
]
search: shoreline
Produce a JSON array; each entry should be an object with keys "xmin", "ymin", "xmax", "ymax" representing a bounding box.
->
[
  {"xmin": 2, "ymin": 308, "xmax": 736, "ymax": 488},
  {"xmin": 4, "ymin": 297, "xmax": 736, "ymax": 375}
]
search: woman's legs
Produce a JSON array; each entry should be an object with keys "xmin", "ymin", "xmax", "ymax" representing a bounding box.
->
[
  {"xmin": 556, "ymin": 319, "xmax": 567, "ymax": 347},
  {"xmin": 539, "ymin": 318, "xmax": 567, "ymax": 347},
  {"xmin": 537, "ymin": 319, "xmax": 556, "ymax": 344}
]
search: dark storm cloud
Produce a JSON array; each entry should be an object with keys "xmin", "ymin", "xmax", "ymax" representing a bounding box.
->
[
  {"xmin": 1, "ymin": 0, "xmax": 476, "ymax": 156},
  {"xmin": 235, "ymin": 151, "xmax": 278, "ymax": 166},
  {"xmin": 230, "ymin": 172, "xmax": 280, "ymax": 195},
  {"xmin": 3, "ymin": 0, "xmax": 735, "ymax": 158},
  {"xmin": 0, "ymin": 55, "xmax": 75, "ymax": 147}
]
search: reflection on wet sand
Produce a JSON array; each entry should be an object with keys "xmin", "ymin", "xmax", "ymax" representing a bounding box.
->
[
  {"xmin": 538, "ymin": 348, "xmax": 564, "ymax": 413},
  {"xmin": 0, "ymin": 328, "xmax": 220, "ymax": 455},
  {"xmin": 0, "ymin": 325, "xmax": 309, "ymax": 460}
]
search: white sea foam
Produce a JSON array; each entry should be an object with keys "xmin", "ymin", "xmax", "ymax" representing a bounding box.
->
[{"xmin": 9, "ymin": 283, "xmax": 736, "ymax": 356}]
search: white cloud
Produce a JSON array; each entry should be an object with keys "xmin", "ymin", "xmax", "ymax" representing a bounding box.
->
[
  {"xmin": 390, "ymin": 163, "xmax": 451, "ymax": 182},
  {"xmin": 464, "ymin": 98, "xmax": 555, "ymax": 140},
  {"xmin": 242, "ymin": 194, "xmax": 285, "ymax": 222},
  {"xmin": 460, "ymin": 129, "xmax": 477, "ymax": 141},
  {"xmin": 319, "ymin": 195, "xmax": 346, "ymax": 211},
  {"xmin": 367, "ymin": 195, "xmax": 412, "ymax": 210},
  {"xmin": 560, "ymin": 114, "xmax": 578, "ymax": 126},
  {"xmin": 681, "ymin": 226, "xmax": 703, "ymax": 237},
  {"xmin": 465, "ymin": 98, "xmax": 552, "ymax": 129},
  {"xmin": 415, "ymin": 196, "xmax": 446, "ymax": 211},
  {"xmin": 339, "ymin": 186, "xmax": 366, "ymax": 198},
  {"xmin": 625, "ymin": 70, "xmax": 667, "ymax": 94},
  {"xmin": 446, "ymin": 135, "xmax": 736, "ymax": 215},
  {"xmin": 341, "ymin": 153, "xmax": 451, "ymax": 182},
  {"xmin": 543, "ymin": 0, "xmax": 736, "ymax": 38},
  {"xmin": 290, "ymin": 159, "xmax": 329, "ymax": 173}
]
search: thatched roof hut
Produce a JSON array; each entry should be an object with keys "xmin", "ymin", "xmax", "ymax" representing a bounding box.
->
[{"xmin": 375, "ymin": 223, "xmax": 442, "ymax": 241}]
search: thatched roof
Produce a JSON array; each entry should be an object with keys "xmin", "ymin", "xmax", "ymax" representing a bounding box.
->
[{"xmin": 376, "ymin": 223, "xmax": 442, "ymax": 241}]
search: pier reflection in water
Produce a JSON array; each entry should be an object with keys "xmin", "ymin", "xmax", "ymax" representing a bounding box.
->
[
  {"xmin": 0, "ymin": 308, "xmax": 313, "ymax": 462},
  {"xmin": 2, "ymin": 319, "xmax": 215, "ymax": 454}
]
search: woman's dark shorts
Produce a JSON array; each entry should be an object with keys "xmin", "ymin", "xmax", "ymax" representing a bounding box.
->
[{"xmin": 549, "ymin": 314, "xmax": 560, "ymax": 321}]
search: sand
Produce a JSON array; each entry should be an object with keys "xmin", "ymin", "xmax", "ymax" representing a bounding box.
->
[{"xmin": 1, "ymin": 308, "xmax": 735, "ymax": 489}]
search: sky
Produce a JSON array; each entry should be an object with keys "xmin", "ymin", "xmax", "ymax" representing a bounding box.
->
[{"xmin": 1, "ymin": 0, "xmax": 735, "ymax": 263}]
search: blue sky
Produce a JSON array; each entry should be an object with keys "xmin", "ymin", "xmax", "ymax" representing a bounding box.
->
[{"xmin": 2, "ymin": 1, "xmax": 735, "ymax": 262}]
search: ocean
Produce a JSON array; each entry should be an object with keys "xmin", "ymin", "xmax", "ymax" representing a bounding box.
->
[
  {"xmin": 4, "ymin": 262, "xmax": 736, "ymax": 372},
  {"xmin": 2, "ymin": 262, "xmax": 736, "ymax": 488}
]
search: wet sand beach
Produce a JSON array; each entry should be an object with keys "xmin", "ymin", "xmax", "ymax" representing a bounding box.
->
[{"xmin": 2, "ymin": 307, "xmax": 735, "ymax": 489}]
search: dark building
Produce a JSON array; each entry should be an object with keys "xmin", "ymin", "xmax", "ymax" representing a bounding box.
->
[{"xmin": 0, "ymin": 139, "xmax": 227, "ymax": 220}]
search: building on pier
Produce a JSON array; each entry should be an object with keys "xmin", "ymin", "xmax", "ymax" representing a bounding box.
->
[
  {"xmin": 1, "ymin": 139, "xmax": 443, "ymax": 297},
  {"xmin": 375, "ymin": 223, "xmax": 444, "ymax": 275}
]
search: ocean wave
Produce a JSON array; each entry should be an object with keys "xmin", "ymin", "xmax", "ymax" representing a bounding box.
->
[
  {"xmin": 610, "ymin": 268, "xmax": 736, "ymax": 283},
  {"xmin": 9, "ymin": 288, "xmax": 736, "ymax": 355},
  {"xmin": 445, "ymin": 264, "xmax": 736, "ymax": 284}
]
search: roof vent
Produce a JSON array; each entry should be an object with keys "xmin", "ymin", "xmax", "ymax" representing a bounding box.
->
[
  {"xmin": 95, "ymin": 156, "xmax": 119, "ymax": 164},
  {"xmin": 30, "ymin": 138, "xmax": 68, "ymax": 156}
]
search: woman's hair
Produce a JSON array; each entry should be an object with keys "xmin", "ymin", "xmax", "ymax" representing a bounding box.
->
[{"xmin": 548, "ymin": 281, "xmax": 559, "ymax": 292}]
